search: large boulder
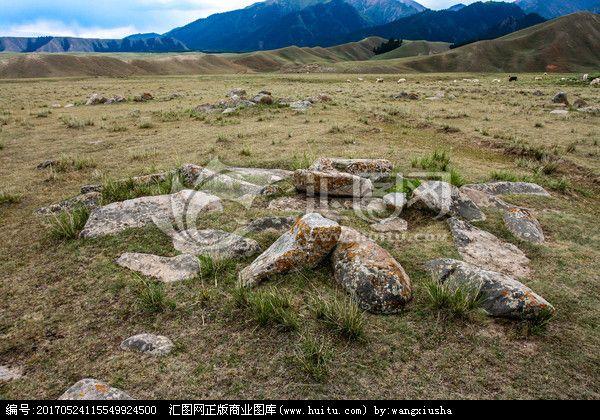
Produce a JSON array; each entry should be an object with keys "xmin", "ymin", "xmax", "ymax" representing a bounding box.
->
[
  {"xmin": 332, "ymin": 227, "xmax": 412, "ymax": 314},
  {"xmin": 294, "ymin": 169, "xmax": 373, "ymax": 198},
  {"xmin": 172, "ymin": 229, "xmax": 261, "ymax": 260},
  {"xmin": 383, "ymin": 192, "xmax": 407, "ymax": 212},
  {"xmin": 115, "ymin": 253, "xmax": 200, "ymax": 283},
  {"xmin": 59, "ymin": 379, "xmax": 133, "ymax": 400},
  {"xmin": 243, "ymin": 216, "xmax": 297, "ymax": 234},
  {"xmin": 459, "ymin": 186, "xmax": 510, "ymax": 210},
  {"xmin": 447, "ymin": 217, "xmax": 531, "ymax": 278},
  {"xmin": 310, "ymin": 158, "xmax": 393, "ymax": 182},
  {"xmin": 426, "ymin": 259, "xmax": 554, "ymax": 320},
  {"xmin": 503, "ymin": 207, "xmax": 545, "ymax": 244},
  {"xmin": 408, "ymin": 181, "xmax": 485, "ymax": 222},
  {"xmin": 120, "ymin": 333, "xmax": 174, "ymax": 356},
  {"xmin": 461, "ymin": 182, "xmax": 550, "ymax": 197},
  {"xmin": 239, "ymin": 213, "xmax": 341, "ymax": 287},
  {"xmin": 80, "ymin": 190, "xmax": 222, "ymax": 238}
]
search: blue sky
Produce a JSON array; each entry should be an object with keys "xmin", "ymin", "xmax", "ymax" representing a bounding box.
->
[{"xmin": 0, "ymin": 0, "xmax": 495, "ymax": 38}]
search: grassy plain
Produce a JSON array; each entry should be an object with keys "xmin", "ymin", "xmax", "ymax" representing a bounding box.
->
[{"xmin": 0, "ymin": 73, "xmax": 599, "ymax": 399}]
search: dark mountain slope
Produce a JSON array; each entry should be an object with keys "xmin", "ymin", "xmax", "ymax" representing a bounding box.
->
[
  {"xmin": 346, "ymin": 0, "xmax": 427, "ymax": 25},
  {"xmin": 0, "ymin": 36, "xmax": 188, "ymax": 53},
  {"xmin": 515, "ymin": 0, "xmax": 600, "ymax": 19}
]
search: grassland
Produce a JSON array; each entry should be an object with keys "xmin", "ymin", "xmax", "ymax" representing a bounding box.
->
[{"xmin": 0, "ymin": 73, "xmax": 599, "ymax": 399}]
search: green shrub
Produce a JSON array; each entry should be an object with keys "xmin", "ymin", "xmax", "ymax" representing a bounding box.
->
[
  {"xmin": 311, "ymin": 295, "xmax": 365, "ymax": 340},
  {"xmin": 293, "ymin": 336, "xmax": 334, "ymax": 382},
  {"xmin": 449, "ymin": 168, "xmax": 466, "ymax": 187},
  {"xmin": 490, "ymin": 170, "xmax": 520, "ymax": 182},
  {"xmin": 411, "ymin": 149, "xmax": 450, "ymax": 172},
  {"xmin": 48, "ymin": 205, "xmax": 90, "ymax": 240}
]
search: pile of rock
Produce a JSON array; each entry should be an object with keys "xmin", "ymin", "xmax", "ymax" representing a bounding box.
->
[{"xmin": 85, "ymin": 93, "xmax": 132, "ymax": 106}]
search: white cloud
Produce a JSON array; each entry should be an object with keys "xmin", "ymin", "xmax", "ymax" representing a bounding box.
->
[{"xmin": 3, "ymin": 20, "xmax": 139, "ymax": 39}]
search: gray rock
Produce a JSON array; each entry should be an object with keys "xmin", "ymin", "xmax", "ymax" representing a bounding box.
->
[
  {"xmin": 266, "ymin": 196, "xmax": 342, "ymax": 221},
  {"xmin": 36, "ymin": 159, "xmax": 58, "ymax": 170},
  {"xmin": 426, "ymin": 259, "xmax": 554, "ymax": 319},
  {"xmin": 116, "ymin": 253, "xmax": 200, "ymax": 283},
  {"xmin": 370, "ymin": 217, "xmax": 408, "ymax": 233},
  {"xmin": 447, "ymin": 217, "xmax": 531, "ymax": 278},
  {"xmin": 85, "ymin": 93, "xmax": 108, "ymax": 106},
  {"xmin": 289, "ymin": 100, "xmax": 312, "ymax": 111},
  {"xmin": 552, "ymin": 92, "xmax": 569, "ymax": 105},
  {"xmin": 243, "ymin": 216, "xmax": 297, "ymax": 234},
  {"xmin": 310, "ymin": 158, "xmax": 393, "ymax": 182},
  {"xmin": 59, "ymin": 379, "xmax": 133, "ymax": 400},
  {"xmin": 550, "ymin": 109, "xmax": 569, "ymax": 116},
  {"xmin": 226, "ymin": 167, "xmax": 292, "ymax": 185},
  {"xmin": 408, "ymin": 181, "xmax": 485, "ymax": 221},
  {"xmin": 80, "ymin": 190, "xmax": 222, "ymax": 238},
  {"xmin": 503, "ymin": 207, "xmax": 545, "ymax": 244},
  {"xmin": 172, "ymin": 229, "xmax": 260, "ymax": 260},
  {"xmin": 37, "ymin": 191, "xmax": 101, "ymax": 215},
  {"xmin": 251, "ymin": 93, "xmax": 274, "ymax": 105},
  {"xmin": 294, "ymin": 169, "xmax": 373, "ymax": 198},
  {"xmin": 239, "ymin": 213, "xmax": 341, "ymax": 287},
  {"xmin": 383, "ymin": 192, "xmax": 407, "ymax": 212},
  {"xmin": 228, "ymin": 88, "xmax": 246, "ymax": 98},
  {"xmin": 459, "ymin": 186, "xmax": 510, "ymax": 210},
  {"xmin": 120, "ymin": 333, "xmax": 174, "ymax": 356},
  {"xmin": 332, "ymin": 227, "xmax": 412, "ymax": 314},
  {"xmin": 0, "ymin": 365, "xmax": 22, "ymax": 382},
  {"xmin": 461, "ymin": 182, "xmax": 550, "ymax": 197}
]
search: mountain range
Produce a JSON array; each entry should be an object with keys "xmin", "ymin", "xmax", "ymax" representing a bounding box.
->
[{"xmin": 0, "ymin": 0, "xmax": 598, "ymax": 53}]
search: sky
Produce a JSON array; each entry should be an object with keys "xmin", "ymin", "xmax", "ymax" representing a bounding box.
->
[{"xmin": 0, "ymin": 0, "xmax": 501, "ymax": 38}]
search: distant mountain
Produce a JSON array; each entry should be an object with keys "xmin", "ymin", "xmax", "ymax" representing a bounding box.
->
[
  {"xmin": 346, "ymin": 1, "xmax": 545, "ymax": 45},
  {"xmin": 345, "ymin": 0, "xmax": 427, "ymax": 25},
  {"xmin": 0, "ymin": 36, "xmax": 188, "ymax": 53},
  {"xmin": 448, "ymin": 3, "xmax": 466, "ymax": 11},
  {"xmin": 515, "ymin": 0, "xmax": 600, "ymax": 19},
  {"xmin": 124, "ymin": 33, "xmax": 162, "ymax": 40},
  {"xmin": 240, "ymin": 0, "xmax": 370, "ymax": 50}
]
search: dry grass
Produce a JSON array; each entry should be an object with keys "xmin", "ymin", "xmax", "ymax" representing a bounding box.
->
[{"xmin": 0, "ymin": 73, "xmax": 599, "ymax": 399}]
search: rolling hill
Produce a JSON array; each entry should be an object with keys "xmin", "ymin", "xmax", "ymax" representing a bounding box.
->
[{"xmin": 371, "ymin": 40, "xmax": 451, "ymax": 60}]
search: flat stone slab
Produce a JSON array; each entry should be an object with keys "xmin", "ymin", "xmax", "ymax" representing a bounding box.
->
[
  {"xmin": 226, "ymin": 167, "xmax": 292, "ymax": 185},
  {"xmin": 310, "ymin": 158, "xmax": 393, "ymax": 182},
  {"xmin": 461, "ymin": 182, "xmax": 550, "ymax": 197},
  {"xmin": 80, "ymin": 190, "xmax": 222, "ymax": 238},
  {"xmin": 172, "ymin": 229, "xmax": 261, "ymax": 260},
  {"xmin": 239, "ymin": 213, "xmax": 341, "ymax": 287},
  {"xmin": 409, "ymin": 181, "xmax": 485, "ymax": 222},
  {"xmin": 0, "ymin": 365, "xmax": 22, "ymax": 382},
  {"xmin": 266, "ymin": 196, "xmax": 342, "ymax": 221},
  {"xmin": 243, "ymin": 216, "xmax": 297, "ymax": 234},
  {"xmin": 503, "ymin": 207, "xmax": 545, "ymax": 244},
  {"xmin": 427, "ymin": 259, "xmax": 554, "ymax": 319},
  {"xmin": 294, "ymin": 169, "xmax": 373, "ymax": 198},
  {"xmin": 370, "ymin": 217, "xmax": 408, "ymax": 233},
  {"xmin": 120, "ymin": 333, "xmax": 174, "ymax": 356},
  {"xmin": 459, "ymin": 186, "xmax": 510, "ymax": 210},
  {"xmin": 59, "ymin": 379, "xmax": 133, "ymax": 400},
  {"xmin": 37, "ymin": 192, "xmax": 101, "ymax": 215},
  {"xmin": 116, "ymin": 253, "xmax": 200, "ymax": 283},
  {"xmin": 332, "ymin": 227, "xmax": 412, "ymax": 314},
  {"xmin": 447, "ymin": 217, "xmax": 531, "ymax": 278}
]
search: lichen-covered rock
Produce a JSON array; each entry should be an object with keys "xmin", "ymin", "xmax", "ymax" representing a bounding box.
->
[
  {"xmin": 332, "ymin": 227, "xmax": 412, "ymax": 314},
  {"xmin": 266, "ymin": 196, "xmax": 342, "ymax": 221},
  {"xmin": 228, "ymin": 88, "xmax": 246, "ymax": 98},
  {"xmin": 289, "ymin": 100, "xmax": 312, "ymax": 111},
  {"xmin": 37, "ymin": 191, "xmax": 101, "ymax": 215},
  {"xmin": 226, "ymin": 167, "xmax": 292, "ymax": 185},
  {"xmin": 120, "ymin": 333, "xmax": 174, "ymax": 356},
  {"xmin": 459, "ymin": 186, "xmax": 510, "ymax": 210},
  {"xmin": 447, "ymin": 217, "xmax": 531, "ymax": 278},
  {"xmin": 172, "ymin": 229, "xmax": 261, "ymax": 260},
  {"xmin": 294, "ymin": 169, "xmax": 373, "ymax": 198},
  {"xmin": 80, "ymin": 190, "xmax": 222, "ymax": 238},
  {"xmin": 503, "ymin": 207, "xmax": 545, "ymax": 244},
  {"xmin": 310, "ymin": 158, "xmax": 393, "ymax": 182},
  {"xmin": 116, "ymin": 253, "xmax": 200, "ymax": 283},
  {"xmin": 426, "ymin": 259, "xmax": 554, "ymax": 319},
  {"xmin": 86, "ymin": 93, "xmax": 107, "ymax": 105},
  {"xmin": 370, "ymin": 217, "xmax": 408, "ymax": 233},
  {"xmin": 0, "ymin": 365, "xmax": 22, "ymax": 382},
  {"xmin": 251, "ymin": 93, "xmax": 274, "ymax": 105},
  {"xmin": 243, "ymin": 216, "xmax": 297, "ymax": 234},
  {"xmin": 59, "ymin": 379, "xmax": 133, "ymax": 400},
  {"xmin": 408, "ymin": 181, "xmax": 485, "ymax": 221},
  {"xmin": 383, "ymin": 192, "xmax": 407, "ymax": 212},
  {"xmin": 461, "ymin": 182, "xmax": 550, "ymax": 197},
  {"xmin": 239, "ymin": 213, "xmax": 341, "ymax": 287}
]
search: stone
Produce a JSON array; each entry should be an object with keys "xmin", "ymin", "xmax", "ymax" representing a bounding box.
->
[
  {"xmin": 306, "ymin": 93, "xmax": 331, "ymax": 103},
  {"xmin": 0, "ymin": 365, "xmax": 22, "ymax": 382},
  {"xmin": 172, "ymin": 229, "xmax": 261, "ymax": 260},
  {"xmin": 550, "ymin": 109, "xmax": 569, "ymax": 116},
  {"xmin": 552, "ymin": 92, "xmax": 569, "ymax": 105},
  {"xmin": 503, "ymin": 207, "xmax": 545, "ymax": 244},
  {"xmin": 289, "ymin": 100, "xmax": 312, "ymax": 111},
  {"xmin": 294, "ymin": 169, "xmax": 373, "ymax": 198},
  {"xmin": 426, "ymin": 259, "xmax": 554, "ymax": 320},
  {"xmin": 461, "ymin": 182, "xmax": 550, "ymax": 197},
  {"xmin": 59, "ymin": 379, "xmax": 133, "ymax": 400},
  {"xmin": 134, "ymin": 92, "xmax": 153, "ymax": 102},
  {"xmin": 370, "ymin": 217, "xmax": 408, "ymax": 233},
  {"xmin": 116, "ymin": 253, "xmax": 200, "ymax": 283},
  {"xmin": 238, "ymin": 213, "xmax": 341, "ymax": 287},
  {"xmin": 383, "ymin": 193, "xmax": 407, "ymax": 212},
  {"xmin": 459, "ymin": 186, "xmax": 510, "ymax": 210},
  {"xmin": 392, "ymin": 92, "xmax": 419, "ymax": 100},
  {"xmin": 226, "ymin": 167, "xmax": 292, "ymax": 185},
  {"xmin": 447, "ymin": 217, "xmax": 531, "ymax": 278},
  {"xmin": 120, "ymin": 333, "xmax": 174, "ymax": 356},
  {"xmin": 85, "ymin": 93, "xmax": 107, "ymax": 105},
  {"xmin": 310, "ymin": 158, "xmax": 393, "ymax": 182},
  {"xmin": 590, "ymin": 78, "xmax": 600, "ymax": 86},
  {"xmin": 332, "ymin": 227, "xmax": 412, "ymax": 314},
  {"xmin": 181, "ymin": 165, "xmax": 265, "ymax": 197},
  {"xmin": 578, "ymin": 106, "xmax": 600, "ymax": 115},
  {"xmin": 228, "ymin": 88, "xmax": 246, "ymax": 98},
  {"xmin": 37, "ymin": 191, "xmax": 101, "ymax": 215},
  {"xmin": 408, "ymin": 181, "xmax": 485, "ymax": 221},
  {"xmin": 572, "ymin": 98, "xmax": 588, "ymax": 109},
  {"xmin": 251, "ymin": 93, "xmax": 274, "ymax": 105},
  {"xmin": 80, "ymin": 190, "xmax": 222, "ymax": 238},
  {"xmin": 266, "ymin": 196, "xmax": 342, "ymax": 221},
  {"xmin": 36, "ymin": 159, "xmax": 58, "ymax": 170},
  {"xmin": 243, "ymin": 216, "xmax": 297, "ymax": 234}
]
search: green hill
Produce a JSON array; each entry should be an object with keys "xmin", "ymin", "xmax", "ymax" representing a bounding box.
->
[{"xmin": 371, "ymin": 40, "xmax": 451, "ymax": 60}]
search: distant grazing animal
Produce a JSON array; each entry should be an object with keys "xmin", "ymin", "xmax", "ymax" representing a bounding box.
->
[
  {"xmin": 535, "ymin": 76, "xmax": 542, "ymax": 81},
  {"xmin": 397, "ymin": 78, "xmax": 406, "ymax": 83},
  {"xmin": 509, "ymin": 76, "xmax": 518, "ymax": 82},
  {"xmin": 376, "ymin": 78, "xmax": 384, "ymax": 83}
]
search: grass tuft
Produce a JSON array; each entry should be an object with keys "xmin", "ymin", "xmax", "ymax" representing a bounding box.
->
[
  {"xmin": 293, "ymin": 336, "xmax": 334, "ymax": 382},
  {"xmin": 135, "ymin": 276, "xmax": 176, "ymax": 313},
  {"xmin": 424, "ymin": 279, "xmax": 483, "ymax": 319},
  {"xmin": 412, "ymin": 149, "xmax": 450, "ymax": 172},
  {"xmin": 0, "ymin": 191, "xmax": 22, "ymax": 205},
  {"xmin": 48, "ymin": 205, "xmax": 90, "ymax": 240},
  {"xmin": 310, "ymin": 294, "xmax": 365, "ymax": 340},
  {"xmin": 233, "ymin": 287, "xmax": 299, "ymax": 332}
]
